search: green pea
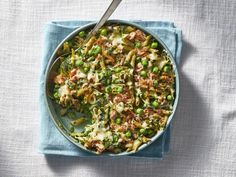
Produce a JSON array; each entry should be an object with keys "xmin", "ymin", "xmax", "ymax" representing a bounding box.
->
[
  {"xmin": 79, "ymin": 31, "xmax": 85, "ymax": 37},
  {"xmin": 100, "ymin": 29, "xmax": 108, "ymax": 36},
  {"xmin": 136, "ymin": 108, "xmax": 143, "ymax": 114},
  {"xmin": 153, "ymin": 80, "xmax": 158, "ymax": 86},
  {"xmin": 83, "ymin": 67, "xmax": 89, "ymax": 73},
  {"xmin": 140, "ymin": 70, "xmax": 147, "ymax": 77},
  {"xmin": 151, "ymin": 42, "xmax": 158, "ymax": 49},
  {"xmin": 117, "ymin": 86, "xmax": 123, "ymax": 93},
  {"xmin": 163, "ymin": 65, "xmax": 171, "ymax": 72},
  {"xmin": 75, "ymin": 60, "xmax": 84, "ymax": 67},
  {"xmin": 93, "ymin": 45, "xmax": 102, "ymax": 56},
  {"xmin": 135, "ymin": 41, "xmax": 141, "ymax": 48},
  {"xmin": 125, "ymin": 130, "xmax": 132, "ymax": 138},
  {"xmin": 152, "ymin": 66, "xmax": 159, "ymax": 73},
  {"xmin": 152, "ymin": 100, "xmax": 159, "ymax": 108},
  {"xmin": 115, "ymin": 117, "xmax": 122, "ymax": 124},
  {"xmin": 141, "ymin": 59, "xmax": 148, "ymax": 67},
  {"xmin": 167, "ymin": 95, "xmax": 173, "ymax": 101},
  {"xmin": 139, "ymin": 128, "xmax": 146, "ymax": 134}
]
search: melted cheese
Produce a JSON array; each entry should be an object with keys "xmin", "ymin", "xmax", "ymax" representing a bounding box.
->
[{"xmin": 58, "ymin": 85, "xmax": 69, "ymax": 97}]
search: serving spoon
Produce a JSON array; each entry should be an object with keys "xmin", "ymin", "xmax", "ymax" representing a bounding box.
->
[{"xmin": 47, "ymin": 0, "xmax": 122, "ymax": 77}]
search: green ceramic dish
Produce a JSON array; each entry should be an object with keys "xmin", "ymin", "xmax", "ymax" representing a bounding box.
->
[{"xmin": 44, "ymin": 20, "xmax": 180, "ymax": 156}]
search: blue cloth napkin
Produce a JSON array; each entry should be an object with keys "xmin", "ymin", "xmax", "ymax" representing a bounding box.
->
[{"xmin": 39, "ymin": 20, "xmax": 182, "ymax": 158}]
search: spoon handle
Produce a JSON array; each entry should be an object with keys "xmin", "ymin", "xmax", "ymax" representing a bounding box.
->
[{"xmin": 86, "ymin": 0, "xmax": 122, "ymax": 40}]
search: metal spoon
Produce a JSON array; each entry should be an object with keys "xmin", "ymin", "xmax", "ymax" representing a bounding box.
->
[
  {"xmin": 46, "ymin": 0, "xmax": 122, "ymax": 96},
  {"xmin": 49, "ymin": 0, "xmax": 122, "ymax": 72},
  {"xmin": 85, "ymin": 0, "xmax": 122, "ymax": 43}
]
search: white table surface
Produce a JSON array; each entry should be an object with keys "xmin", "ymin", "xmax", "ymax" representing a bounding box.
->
[{"xmin": 0, "ymin": 0, "xmax": 236, "ymax": 176}]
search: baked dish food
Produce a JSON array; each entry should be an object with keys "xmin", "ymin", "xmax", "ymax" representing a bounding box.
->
[{"xmin": 52, "ymin": 24, "xmax": 176, "ymax": 153}]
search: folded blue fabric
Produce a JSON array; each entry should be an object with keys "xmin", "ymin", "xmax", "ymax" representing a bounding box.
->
[{"xmin": 39, "ymin": 20, "xmax": 182, "ymax": 158}]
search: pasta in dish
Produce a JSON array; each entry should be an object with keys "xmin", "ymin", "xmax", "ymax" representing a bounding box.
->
[{"xmin": 52, "ymin": 24, "xmax": 176, "ymax": 153}]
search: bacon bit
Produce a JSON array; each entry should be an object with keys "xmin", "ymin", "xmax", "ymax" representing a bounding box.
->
[
  {"xmin": 110, "ymin": 111, "xmax": 117, "ymax": 119},
  {"xmin": 105, "ymin": 42, "xmax": 112, "ymax": 48},
  {"xmin": 126, "ymin": 111, "xmax": 135, "ymax": 121},
  {"xmin": 70, "ymin": 76, "xmax": 77, "ymax": 83},
  {"xmin": 135, "ymin": 62, "xmax": 143, "ymax": 72},
  {"xmin": 133, "ymin": 121, "xmax": 142, "ymax": 128},
  {"xmin": 126, "ymin": 116, "xmax": 133, "ymax": 122},
  {"xmin": 156, "ymin": 109, "xmax": 163, "ymax": 116},
  {"xmin": 127, "ymin": 110, "xmax": 136, "ymax": 118},
  {"xmin": 110, "ymin": 124, "xmax": 116, "ymax": 129},
  {"xmin": 135, "ymin": 30, "xmax": 146, "ymax": 41},
  {"xmin": 54, "ymin": 74, "xmax": 65, "ymax": 84},
  {"xmin": 96, "ymin": 36, "xmax": 107, "ymax": 45},
  {"xmin": 96, "ymin": 53, "xmax": 102, "ymax": 61},
  {"xmin": 127, "ymin": 31, "xmax": 136, "ymax": 41},
  {"xmin": 137, "ymin": 48, "xmax": 149, "ymax": 56},
  {"xmin": 90, "ymin": 140, "xmax": 105, "ymax": 153},
  {"xmin": 69, "ymin": 69, "xmax": 77, "ymax": 78},
  {"xmin": 113, "ymin": 94, "xmax": 125, "ymax": 103},
  {"xmin": 160, "ymin": 75, "xmax": 174, "ymax": 84},
  {"xmin": 160, "ymin": 75, "xmax": 169, "ymax": 80},
  {"xmin": 118, "ymin": 125, "xmax": 126, "ymax": 132},
  {"xmin": 72, "ymin": 98, "xmax": 80, "ymax": 107},
  {"xmin": 139, "ymin": 79, "xmax": 149, "ymax": 89},
  {"xmin": 143, "ymin": 108, "xmax": 154, "ymax": 118},
  {"xmin": 90, "ymin": 140, "xmax": 100, "ymax": 146},
  {"xmin": 150, "ymin": 73, "xmax": 157, "ymax": 80}
]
